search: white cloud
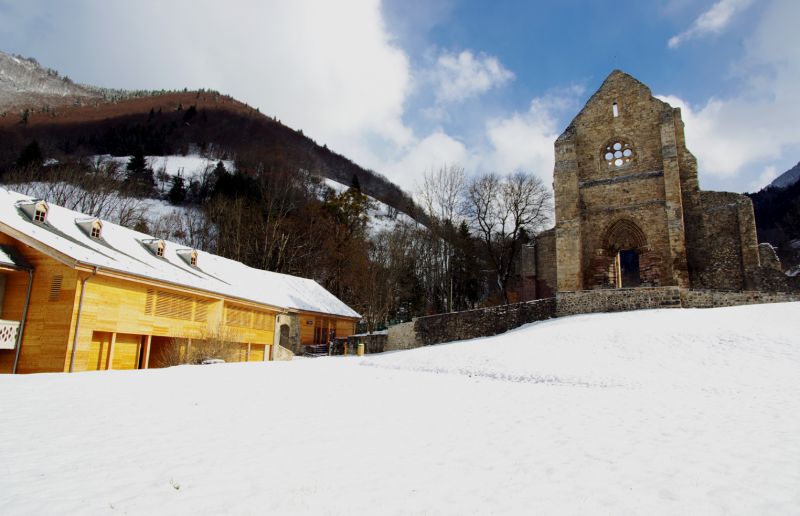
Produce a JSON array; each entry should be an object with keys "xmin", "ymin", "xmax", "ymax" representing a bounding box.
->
[
  {"xmin": 748, "ymin": 166, "xmax": 779, "ymax": 192},
  {"xmin": 658, "ymin": 0, "xmax": 800, "ymax": 186},
  {"xmin": 382, "ymin": 130, "xmax": 469, "ymax": 193},
  {"xmin": 379, "ymin": 85, "xmax": 582, "ymax": 196},
  {"xmin": 431, "ymin": 50, "xmax": 514, "ymax": 103},
  {"xmin": 481, "ymin": 88, "xmax": 584, "ymax": 185},
  {"xmin": 668, "ymin": 0, "xmax": 754, "ymax": 48},
  {"xmin": 0, "ymin": 0, "xmax": 413, "ymax": 169}
]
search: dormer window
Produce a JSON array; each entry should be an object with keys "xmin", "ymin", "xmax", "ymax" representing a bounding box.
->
[
  {"xmin": 142, "ymin": 239, "xmax": 167, "ymax": 258},
  {"xmin": 76, "ymin": 218, "xmax": 104, "ymax": 240},
  {"xmin": 177, "ymin": 248, "xmax": 199, "ymax": 267},
  {"xmin": 34, "ymin": 204, "xmax": 47, "ymax": 223},
  {"xmin": 18, "ymin": 199, "xmax": 50, "ymax": 224}
]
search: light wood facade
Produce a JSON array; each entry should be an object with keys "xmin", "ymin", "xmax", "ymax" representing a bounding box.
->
[{"xmin": 0, "ymin": 231, "xmax": 358, "ymax": 374}]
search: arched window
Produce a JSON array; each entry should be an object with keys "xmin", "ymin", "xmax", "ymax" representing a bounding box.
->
[{"xmin": 603, "ymin": 140, "xmax": 634, "ymax": 168}]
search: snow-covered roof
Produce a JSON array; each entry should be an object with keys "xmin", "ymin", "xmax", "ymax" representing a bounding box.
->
[
  {"xmin": 0, "ymin": 244, "xmax": 31, "ymax": 270},
  {"xmin": 0, "ymin": 188, "xmax": 360, "ymax": 319}
]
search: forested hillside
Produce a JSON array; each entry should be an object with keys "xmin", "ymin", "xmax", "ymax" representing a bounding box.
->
[
  {"xmin": 0, "ymin": 52, "xmax": 554, "ymax": 325},
  {"xmin": 748, "ymin": 176, "xmax": 800, "ymax": 269}
]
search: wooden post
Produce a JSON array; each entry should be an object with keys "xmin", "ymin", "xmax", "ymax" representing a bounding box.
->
[
  {"xmin": 107, "ymin": 332, "xmax": 117, "ymax": 370},
  {"xmin": 247, "ymin": 342, "xmax": 251, "ymax": 362},
  {"xmin": 185, "ymin": 338, "xmax": 192, "ymax": 362},
  {"xmin": 142, "ymin": 335, "xmax": 152, "ymax": 369}
]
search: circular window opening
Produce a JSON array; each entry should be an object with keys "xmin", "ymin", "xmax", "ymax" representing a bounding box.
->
[{"xmin": 604, "ymin": 141, "xmax": 634, "ymax": 168}]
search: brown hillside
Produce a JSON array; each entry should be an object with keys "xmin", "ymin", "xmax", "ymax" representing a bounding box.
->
[{"xmin": 0, "ymin": 91, "xmax": 429, "ymax": 226}]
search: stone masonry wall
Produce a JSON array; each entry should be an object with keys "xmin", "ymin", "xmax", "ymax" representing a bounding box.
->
[
  {"xmin": 684, "ymin": 191, "xmax": 747, "ymax": 290},
  {"xmin": 414, "ymin": 298, "xmax": 557, "ymax": 346},
  {"xmin": 682, "ymin": 289, "xmax": 800, "ymax": 308},
  {"xmin": 391, "ymin": 287, "xmax": 799, "ymax": 350},
  {"xmin": 556, "ymin": 287, "xmax": 682, "ymax": 317},
  {"xmin": 534, "ymin": 229, "xmax": 557, "ymax": 299},
  {"xmin": 385, "ymin": 321, "xmax": 417, "ymax": 351}
]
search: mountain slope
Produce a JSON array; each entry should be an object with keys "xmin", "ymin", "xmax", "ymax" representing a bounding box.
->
[
  {"xmin": 749, "ymin": 163, "xmax": 800, "ymax": 268},
  {"xmin": 769, "ymin": 161, "xmax": 800, "ymax": 190},
  {"xmin": 0, "ymin": 50, "xmax": 109, "ymax": 110},
  {"xmin": 0, "ymin": 51, "xmax": 429, "ymax": 226}
]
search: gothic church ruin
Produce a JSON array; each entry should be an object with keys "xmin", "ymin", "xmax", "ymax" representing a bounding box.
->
[{"xmin": 525, "ymin": 70, "xmax": 793, "ymax": 299}]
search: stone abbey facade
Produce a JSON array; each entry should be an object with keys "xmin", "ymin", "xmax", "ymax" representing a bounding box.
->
[{"xmin": 523, "ymin": 70, "xmax": 795, "ymax": 299}]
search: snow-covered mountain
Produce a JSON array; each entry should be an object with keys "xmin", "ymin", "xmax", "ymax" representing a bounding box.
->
[
  {"xmin": 769, "ymin": 161, "xmax": 800, "ymax": 189},
  {"xmin": 0, "ymin": 49, "xmax": 429, "ymax": 228},
  {"xmin": 0, "ymin": 51, "xmax": 104, "ymax": 110}
]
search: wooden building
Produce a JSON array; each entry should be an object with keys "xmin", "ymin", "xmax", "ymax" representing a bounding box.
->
[{"xmin": 0, "ymin": 189, "xmax": 360, "ymax": 374}]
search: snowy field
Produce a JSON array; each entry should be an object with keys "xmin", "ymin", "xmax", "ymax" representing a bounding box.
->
[{"xmin": 1, "ymin": 303, "xmax": 799, "ymax": 515}]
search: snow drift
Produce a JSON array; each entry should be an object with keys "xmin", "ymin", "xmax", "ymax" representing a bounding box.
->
[{"xmin": 1, "ymin": 303, "xmax": 798, "ymax": 514}]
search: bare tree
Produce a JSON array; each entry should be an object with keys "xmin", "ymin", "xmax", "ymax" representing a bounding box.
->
[
  {"xmin": 416, "ymin": 165, "xmax": 467, "ymax": 312},
  {"xmin": 465, "ymin": 171, "xmax": 552, "ymax": 304},
  {"xmin": 419, "ymin": 164, "xmax": 465, "ymax": 224},
  {"xmin": 157, "ymin": 326, "xmax": 241, "ymax": 367},
  {"xmin": 4, "ymin": 161, "xmax": 148, "ymax": 225}
]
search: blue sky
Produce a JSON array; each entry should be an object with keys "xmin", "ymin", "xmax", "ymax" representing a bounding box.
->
[{"xmin": 0, "ymin": 0, "xmax": 797, "ymax": 193}]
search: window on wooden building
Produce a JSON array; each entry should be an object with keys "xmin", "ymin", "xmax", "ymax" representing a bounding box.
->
[
  {"xmin": 33, "ymin": 202, "xmax": 48, "ymax": 223},
  {"xmin": 90, "ymin": 221, "xmax": 102, "ymax": 239}
]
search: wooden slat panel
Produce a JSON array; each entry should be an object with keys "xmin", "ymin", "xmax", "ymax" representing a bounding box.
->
[
  {"xmin": 0, "ymin": 233, "xmax": 77, "ymax": 373},
  {"xmin": 86, "ymin": 331, "xmax": 111, "ymax": 371},
  {"xmin": 249, "ymin": 344, "xmax": 265, "ymax": 362},
  {"xmin": 111, "ymin": 333, "xmax": 140, "ymax": 370}
]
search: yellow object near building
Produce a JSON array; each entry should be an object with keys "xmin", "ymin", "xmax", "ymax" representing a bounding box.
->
[{"xmin": 0, "ymin": 189, "xmax": 360, "ymax": 374}]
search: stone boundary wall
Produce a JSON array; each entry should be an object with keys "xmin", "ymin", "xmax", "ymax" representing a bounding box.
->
[
  {"xmin": 415, "ymin": 298, "xmax": 556, "ymax": 346},
  {"xmin": 393, "ymin": 287, "xmax": 800, "ymax": 350},
  {"xmin": 556, "ymin": 287, "xmax": 682, "ymax": 317},
  {"xmin": 682, "ymin": 289, "xmax": 800, "ymax": 309},
  {"xmin": 385, "ymin": 322, "xmax": 417, "ymax": 351}
]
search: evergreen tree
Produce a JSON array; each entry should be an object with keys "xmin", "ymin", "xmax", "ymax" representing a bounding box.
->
[
  {"xmin": 451, "ymin": 221, "xmax": 482, "ymax": 309},
  {"xmin": 126, "ymin": 148, "xmax": 155, "ymax": 195},
  {"xmin": 183, "ymin": 105, "xmax": 197, "ymax": 122},
  {"xmin": 15, "ymin": 140, "xmax": 43, "ymax": 169},
  {"xmin": 168, "ymin": 174, "xmax": 187, "ymax": 205},
  {"xmin": 213, "ymin": 160, "xmax": 227, "ymax": 178}
]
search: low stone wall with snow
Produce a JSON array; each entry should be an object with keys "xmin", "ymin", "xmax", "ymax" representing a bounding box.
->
[
  {"xmin": 387, "ymin": 287, "xmax": 800, "ymax": 350},
  {"xmin": 414, "ymin": 298, "xmax": 557, "ymax": 346},
  {"xmin": 385, "ymin": 322, "xmax": 417, "ymax": 351},
  {"xmin": 556, "ymin": 287, "xmax": 683, "ymax": 317},
  {"xmin": 682, "ymin": 289, "xmax": 800, "ymax": 309}
]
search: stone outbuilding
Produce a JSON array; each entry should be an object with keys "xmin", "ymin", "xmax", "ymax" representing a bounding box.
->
[{"xmin": 524, "ymin": 70, "xmax": 795, "ymax": 298}]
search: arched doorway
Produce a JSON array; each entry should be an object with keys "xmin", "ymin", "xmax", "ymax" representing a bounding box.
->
[
  {"xmin": 279, "ymin": 324, "xmax": 290, "ymax": 348},
  {"xmin": 601, "ymin": 219, "xmax": 648, "ymax": 288}
]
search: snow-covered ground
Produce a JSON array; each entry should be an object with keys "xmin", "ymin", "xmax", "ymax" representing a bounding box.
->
[
  {"xmin": 92, "ymin": 154, "xmax": 236, "ymax": 182},
  {"xmin": 1, "ymin": 303, "xmax": 799, "ymax": 515}
]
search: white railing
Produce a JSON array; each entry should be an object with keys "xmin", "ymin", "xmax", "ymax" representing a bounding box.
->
[{"xmin": 0, "ymin": 319, "xmax": 20, "ymax": 350}]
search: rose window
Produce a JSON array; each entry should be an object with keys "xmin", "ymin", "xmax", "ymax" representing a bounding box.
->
[{"xmin": 604, "ymin": 141, "xmax": 633, "ymax": 168}]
